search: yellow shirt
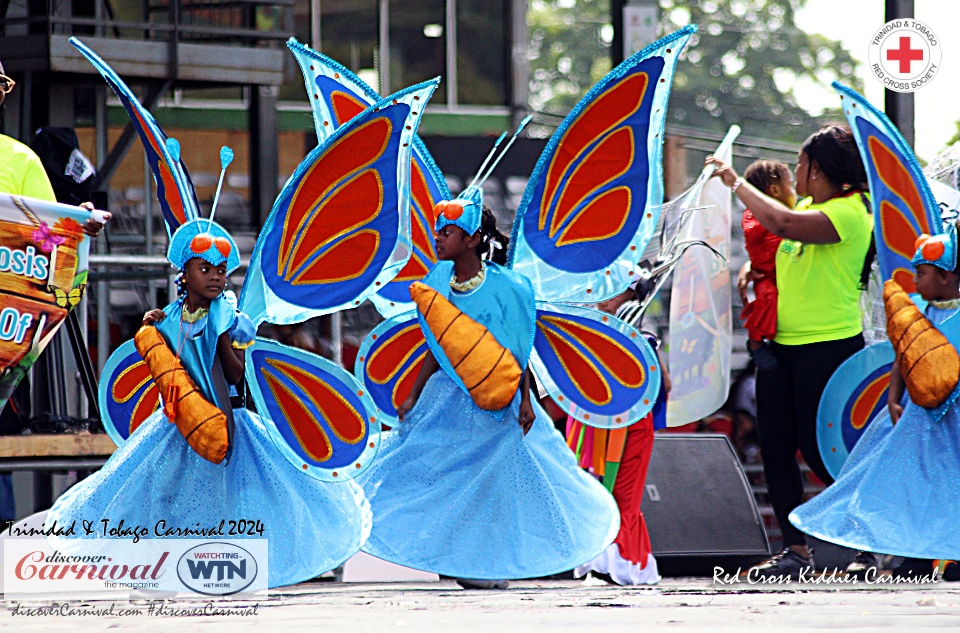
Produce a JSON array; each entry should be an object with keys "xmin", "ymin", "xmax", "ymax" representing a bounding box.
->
[
  {"xmin": 774, "ymin": 192, "xmax": 872, "ymax": 345},
  {"xmin": 0, "ymin": 134, "xmax": 57, "ymax": 201}
]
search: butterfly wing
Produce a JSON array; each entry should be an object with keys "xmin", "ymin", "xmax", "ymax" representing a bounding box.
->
[
  {"xmin": 245, "ymin": 338, "xmax": 380, "ymax": 481},
  {"xmin": 354, "ymin": 312, "xmax": 426, "ymax": 426},
  {"xmin": 99, "ymin": 340, "xmax": 161, "ymax": 447},
  {"xmin": 239, "ymin": 79, "xmax": 439, "ymax": 326},
  {"xmin": 817, "ymin": 342, "xmax": 895, "ymax": 479},
  {"xmin": 70, "ymin": 37, "xmax": 200, "ymax": 237},
  {"xmin": 288, "ymin": 39, "xmax": 449, "ymax": 318},
  {"xmin": 531, "ymin": 303, "xmax": 660, "ymax": 428},
  {"xmin": 835, "ymin": 82, "xmax": 942, "ymax": 293},
  {"xmin": 507, "ymin": 26, "xmax": 696, "ymax": 302}
]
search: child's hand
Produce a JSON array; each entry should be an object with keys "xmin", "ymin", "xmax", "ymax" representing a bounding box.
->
[
  {"xmin": 737, "ymin": 262, "xmax": 765, "ymax": 303},
  {"xmin": 396, "ymin": 395, "xmax": 418, "ymax": 422},
  {"xmin": 889, "ymin": 401, "xmax": 904, "ymax": 425},
  {"xmin": 518, "ymin": 399, "xmax": 536, "ymax": 435},
  {"xmin": 142, "ymin": 309, "xmax": 166, "ymax": 326}
]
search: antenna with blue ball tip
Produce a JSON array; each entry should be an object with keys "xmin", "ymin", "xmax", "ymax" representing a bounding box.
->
[
  {"xmin": 473, "ymin": 115, "xmax": 533, "ymax": 189},
  {"xmin": 467, "ymin": 132, "xmax": 508, "ymax": 191},
  {"xmin": 165, "ymin": 138, "xmax": 181, "ymax": 163},
  {"xmin": 208, "ymin": 146, "xmax": 234, "ymax": 231}
]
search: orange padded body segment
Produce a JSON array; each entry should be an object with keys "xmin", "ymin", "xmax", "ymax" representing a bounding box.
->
[
  {"xmin": 884, "ymin": 280, "xmax": 960, "ymax": 409},
  {"xmin": 410, "ymin": 282, "xmax": 522, "ymax": 411},
  {"xmin": 134, "ymin": 326, "xmax": 229, "ymax": 463}
]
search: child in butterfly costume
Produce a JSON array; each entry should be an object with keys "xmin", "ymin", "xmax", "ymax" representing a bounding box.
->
[
  {"xmin": 357, "ymin": 189, "xmax": 619, "ymax": 585},
  {"xmin": 789, "ymin": 227, "xmax": 960, "ymax": 563},
  {"xmin": 46, "ymin": 219, "xmax": 371, "ymax": 587}
]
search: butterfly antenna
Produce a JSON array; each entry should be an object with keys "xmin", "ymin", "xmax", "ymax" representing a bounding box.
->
[
  {"xmin": 474, "ymin": 115, "xmax": 533, "ymax": 189},
  {"xmin": 208, "ymin": 146, "xmax": 235, "ymax": 232},
  {"xmin": 467, "ymin": 132, "xmax": 508, "ymax": 190}
]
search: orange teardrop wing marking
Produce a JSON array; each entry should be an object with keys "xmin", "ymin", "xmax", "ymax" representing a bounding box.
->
[
  {"xmin": 541, "ymin": 315, "xmax": 644, "ymax": 388},
  {"xmin": 556, "ymin": 187, "xmax": 632, "ymax": 247},
  {"xmin": 880, "ymin": 200, "xmax": 924, "ymax": 261},
  {"xmin": 266, "ymin": 358, "xmax": 366, "ymax": 444},
  {"xmin": 330, "ymin": 90, "xmax": 368, "ymax": 127},
  {"xmin": 539, "ymin": 72, "xmax": 648, "ymax": 231},
  {"xmin": 393, "ymin": 253, "xmax": 432, "ymax": 283},
  {"xmin": 893, "ymin": 267, "xmax": 916, "ymax": 294},
  {"xmin": 284, "ymin": 169, "xmax": 383, "ymax": 279},
  {"xmin": 280, "ymin": 118, "xmax": 392, "ymax": 269},
  {"xmin": 549, "ymin": 128, "xmax": 634, "ymax": 238},
  {"xmin": 292, "ymin": 230, "xmax": 380, "ymax": 285},
  {"xmin": 261, "ymin": 366, "xmax": 333, "ymax": 462},
  {"xmin": 868, "ymin": 136, "xmax": 931, "ymax": 235},
  {"xmin": 158, "ymin": 160, "xmax": 188, "ymax": 225},
  {"xmin": 850, "ymin": 372, "xmax": 890, "ymax": 431},
  {"xmin": 391, "ymin": 351, "xmax": 426, "ymax": 411},
  {"xmin": 410, "ymin": 161, "xmax": 439, "ymax": 263},
  {"xmin": 113, "ymin": 360, "xmax": 153, "ymax": 404},
  {"xmin": 537, "ymin": 321, "xmax": 612, "ymax": 406},
  {"xmin": 367, "ymin": 324, "xmax": 426, "ymax": 384},
  {"xmin": 129, "ymin": 385, "xmax": 160, "ymax": 436}
]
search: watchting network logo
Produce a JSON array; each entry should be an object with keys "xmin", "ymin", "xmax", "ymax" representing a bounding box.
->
[
  {"xmin": 176, "ymin": 542, "xmax": 259, "ymax": 596},
  {"xmin": 869, "ymin": 19, "xmax": 941, "ymax": 93}
]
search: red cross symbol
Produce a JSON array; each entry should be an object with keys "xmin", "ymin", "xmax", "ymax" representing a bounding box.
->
[{"xmin": 886, "ymin": 36, "xmax": 924, "ymax": 73}]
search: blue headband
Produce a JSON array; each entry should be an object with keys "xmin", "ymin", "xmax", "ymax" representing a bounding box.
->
[
  {"xmin": 912, "ymin": 224, "xmax": 958, "ymax": 272},
  {"xmin": 168, "ymin": 219, "xmax": 240, "ymax": 273},
  {"xmin": 434, "ymin": 186, "xmax": 484, "ymax": 236}
]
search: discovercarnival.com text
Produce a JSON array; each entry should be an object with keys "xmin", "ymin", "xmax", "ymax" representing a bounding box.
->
[{"xmin": 10, "ymin": 602, "xmax": 260, "ymax": 617}]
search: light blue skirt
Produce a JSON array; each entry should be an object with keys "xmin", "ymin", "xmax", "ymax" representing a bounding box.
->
[
  {"xmin": 46, "ymin": 408, "xmax": 371, "ymax": 588},
  {"xmin": 358, "ymin": 372, "xmax": 619, "ymax": 579},
  {"xmin": 790, "ymin": 400, "xmax": 960, "ymax": 559}
]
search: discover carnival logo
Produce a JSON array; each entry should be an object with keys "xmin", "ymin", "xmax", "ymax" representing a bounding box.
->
[
  {"xmin": 869, "ymin": 19, "xmax": 941, "ymax": 93},
  {"xmin": 176, "ymin": 542, "xmax": 259, "ymax": 596}
]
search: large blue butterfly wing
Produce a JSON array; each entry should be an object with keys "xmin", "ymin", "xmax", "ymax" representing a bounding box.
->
[
  {"xmin": 354, "ymin": 312, "xmax": 426, "ymax": 426},
  {"xmin": 508, "ymin": 26, "xmax": 696, "ymax": 303},
  {"xmin": 98, "ymin": 340, "xmax": 160, "ymax": 447},
  {"xmin": 70, "ymin": 37, "xmax": 200, "ymax": 237},
  {"xmin": 239, "ymin": 80, "xmax": 438, "ymax": 327},
  {"xmin": 245, "ymin": 338, "xmax": 380, "ymax": 481},
  {"xmin": 288, "ymin": 39, "xmax": 449, "ymax": 319},
  {"xmin": 835, "ymin": 82, "xmax": 942, "ymax": 293},
  {"xmin": 531, "ymin": 303, "xmax": 660, "ymax": 428}
]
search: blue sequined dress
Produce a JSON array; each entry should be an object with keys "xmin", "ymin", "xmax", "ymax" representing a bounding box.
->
[
  {"xmin": 47, "ymin": 294, "xmax": 371, "ymax": 588},
  {"xmin": 790, "ymin": 303, "xmax": 960, "ymax": 559},
  {"xmin": 358, "ymin": 262, "xmax": 619, "ymax": 579}
]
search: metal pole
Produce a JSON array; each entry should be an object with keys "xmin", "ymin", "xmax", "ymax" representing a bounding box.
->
[
  {"xmin": 445, "ymin": 0, "xmax": 457, "ymax": 107},
  {"xmin": 379, "ymin": 0, "xmax": 390, "ymax": 96},
  {"xmin": 884, "ymin": 0, "xmax": 915, "ymax": 148},
  {"xmin": 331, "ymin": 312, "xmax": 343, "ymax": 367},
  {"xmin": 310, "ymin": 0, "xmax": 321, "ymax": 50}
]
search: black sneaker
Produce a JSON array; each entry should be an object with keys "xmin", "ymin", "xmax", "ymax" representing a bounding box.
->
[
  {"xmin": 456, "ymin": 578, "xmax": 509, "ymax": 589},
  {"xmin": 892, "ymin": 558, "xmax": 934, "ymax": 581},
  {"xmin": 845, "ymin": 551, "xmax": 881, "ymax": 580},
  {"xmin": 943, "ymin": 561, "xmax": 960, "ymax": 582},
  {"xmin": 748, "ymin": 548, "xmax": 814, "ymax": 580},
  {"xmin": 748, "ymin": 343, "xmax": 779, "ymax": 372}
]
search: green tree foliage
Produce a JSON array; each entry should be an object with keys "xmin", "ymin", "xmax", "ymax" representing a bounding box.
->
[{"xmin": 528, "ymin": 0, "xmax": 863, "ymax": 144}]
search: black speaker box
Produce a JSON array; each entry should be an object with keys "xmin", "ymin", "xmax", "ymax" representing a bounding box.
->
[{"xmin": 644, "ymin": 434, "xmax": 771, "ymax": 576}]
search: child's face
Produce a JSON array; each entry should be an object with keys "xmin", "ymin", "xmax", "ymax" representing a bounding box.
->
[
  {"xmin": 768, "ymin": 173, "xmax": 797, "ymax": 209},
  {"xmin": 435, "ymin": 225, "xmax": 480, "ymax": 261},
  {"xmin": 913, "ymin": 263, "xmax": 958, "ymax": 301},
  {"xmin": 182, "ymin": 257, "xmax": 227, "ymax": 302}
]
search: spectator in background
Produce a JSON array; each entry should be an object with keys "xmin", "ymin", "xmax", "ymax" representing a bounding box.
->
[{"xmin": 707, "ymin": 124, "xmax": 871, "ymax": 579}]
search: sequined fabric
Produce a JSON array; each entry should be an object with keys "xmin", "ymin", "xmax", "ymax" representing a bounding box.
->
[
  {"xmin": 358, "ymin": 371, "xmax": 619, "ymax": 580},
  {"xmin": 790, "ymin": 305, "xmax": 960, "ymax": 559},
  {"xmin": 47, "ymin": 408, "xmax": 372, "ymax": 588}
]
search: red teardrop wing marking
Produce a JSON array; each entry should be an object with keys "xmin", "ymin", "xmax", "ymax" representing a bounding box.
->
[
  {"xmin": 879, "ymin": 200, "xmax": 924, "ymax": 261},
  {"xmin": 542, "ymin": 315, "xmax": 644, "ymax": 388},
  {"xmin": 549, "ymin": 128, "xmax": 634, "ymax": 238},
  {"xmin": 285, "ymin": 169, "xmax": 383, "ymax": 279},
  {"xmin": 129, "ymin": 386, "xmax": 160, "ymax": 436},
  {"xmin": 367, "ymin": 324, "xmax": 426, "ymax": 384},
  {"xmin": 263, "ymin": 369, "xmax": 333, "ymax": 462},
  {"xmin": 539, "ymin": 72, "xmax": 648, "ymax": 231},
  {"xmin": 280, "ymin": 118, "xmax": 391, "ymax": 269},
  {"xmin": 556, "ymin": 187, "xmax": 631, "ymax": 247},
  {"xmin": 893, "ymin": 267, "xmax": 917, "ymax": 293},
  {"xmin": 409, "ymin": 160, "xmax": 438, "ymax": 263},
  {"xmin": 393, "ymin": 253, "xmax": 432, "ymax": 283},
  {"xmin": 330, "ymin": 90, "xmax": 369, "ymax": 127},
  {"xmin": 131, "ymin": 107, "xmax": 188, "ymax": 225},
  {"xmin": 112, "ymin": 360, "xmax": 153, "ymax": 403},
  {"xmin": 391, "ymin": 352, "xmax": 426, "ymax": 411},
  {"xmin": 537, "ymin": 322, "xmax": 611, "ymax": 406},
  {"xmin": 293, "ymin": 230, "xmax": 380, "ymax": 285},
  {"xmin": 850, "ymin": 372, "xmax": 890, "ymax": 431},
  {"xmin": 270, "ymin": 360, "xmax": 366, "ymax": 444},
  {"xmin": 869, "ymin": 136, "xmax": 931, "ymax": 236}
]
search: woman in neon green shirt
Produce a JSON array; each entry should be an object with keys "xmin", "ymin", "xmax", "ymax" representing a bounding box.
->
[{"xmin": 707, "ymin": 125, "xmax": 871, "ymax": 580}]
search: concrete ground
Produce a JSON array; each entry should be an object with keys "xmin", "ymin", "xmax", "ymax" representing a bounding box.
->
[{"xmin": 4, "ymin": 577, "xmax": 960, "ymax": 631}]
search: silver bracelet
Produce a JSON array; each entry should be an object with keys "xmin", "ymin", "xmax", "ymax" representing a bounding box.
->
[{"xmin": 731, "ymin": 178, "xmax": 744, "ymax": 194}]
